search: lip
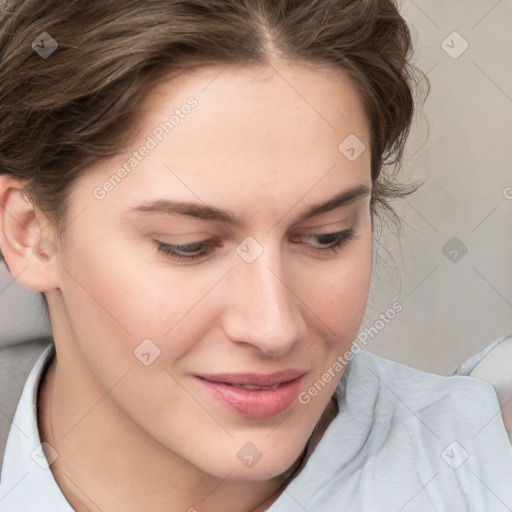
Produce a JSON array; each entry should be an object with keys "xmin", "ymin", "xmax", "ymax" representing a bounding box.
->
[{"xmin": 195, "ymin": 370, "xmax": 306, "ymax": 419}]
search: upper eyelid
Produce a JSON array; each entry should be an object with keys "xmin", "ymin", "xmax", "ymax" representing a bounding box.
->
[
  {"xmin": 152, "ymin": 222, "xmax": 352, "ymax": 242},
  {"xmin": 161, "ymin": 228, "xmax": 352, "ymax": 248}
]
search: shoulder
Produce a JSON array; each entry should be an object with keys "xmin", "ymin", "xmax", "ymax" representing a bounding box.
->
[
  {"xmin": 347, "ymin": 349, "xmax": 507, "ymax": 437},
  {"xmin": 286, "ymin": 350, "xmax": 512, "ymax": 511},
  {"xmin": 349, "ymin": 350, "xmax": 512, "ymax": 487},
  {"xmin": 354, "ymin": 348, "xmax": 499, "ymax": 402}
]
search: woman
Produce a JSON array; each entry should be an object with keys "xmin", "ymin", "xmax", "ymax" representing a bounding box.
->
[{"xmin": 0, "ymin": 0, "xmax": 511, "ymax": 510}]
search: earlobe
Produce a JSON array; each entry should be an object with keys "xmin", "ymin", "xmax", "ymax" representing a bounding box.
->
[{"xmin": 0, "ymin": 176, "xmax": 59, "ymax": 292}]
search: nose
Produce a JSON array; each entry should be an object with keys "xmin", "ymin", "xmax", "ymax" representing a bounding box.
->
[{"xmin": 221, "ymin": 244, "xmax": 306, "ymax": 356}]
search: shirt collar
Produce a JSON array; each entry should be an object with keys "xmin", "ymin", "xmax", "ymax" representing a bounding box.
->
[{"xmin": 0, "ymin": 344, "xmax": 73, "ymax": 511}]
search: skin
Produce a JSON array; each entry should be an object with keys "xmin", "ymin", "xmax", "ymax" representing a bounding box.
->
[{"xmin": 0, "ymin": 61, "xmax": 372, "ymax": 511}]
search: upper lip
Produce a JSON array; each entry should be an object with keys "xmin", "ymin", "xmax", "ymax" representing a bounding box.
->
[{"xmin": 196, "ymin": 370, "xmax": 306, "ymax": 387}]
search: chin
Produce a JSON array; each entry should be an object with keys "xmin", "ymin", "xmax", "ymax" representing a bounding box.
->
[{"xmin": 196, "ymin": 442, "xmax": 308, "ymax": 483}]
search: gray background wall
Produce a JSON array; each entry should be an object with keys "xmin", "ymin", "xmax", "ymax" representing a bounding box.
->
[{"xmin": 363, "ymin": 0, "xmax": 512, "ymax": 374}]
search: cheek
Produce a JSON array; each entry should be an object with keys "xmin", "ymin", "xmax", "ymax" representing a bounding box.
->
[
  {"xmin": 302, "ymin": 234, "xmax": 372, "ymax": 345},
  {"xmin": 56, "ymin": 237, "xmax": 223, "ymax": 383},
  {"xmin": 294, "ymin": 237, "xmax": 372, "ymax": 417}
]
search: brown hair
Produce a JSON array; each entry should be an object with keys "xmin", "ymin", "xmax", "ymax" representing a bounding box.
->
[{"xmin": 0, "ymin": 0, "xmax": 427, "ymax": 235}]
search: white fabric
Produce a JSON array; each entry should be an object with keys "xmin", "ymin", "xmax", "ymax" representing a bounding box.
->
[
  {"xmin": 1, "ymin": 343, "xmax": 512, "ymax": 512},
  {"xmin": 455, "ymin": 335, "xmax": 512, "ymax": 439},
  {"xmin": 0, "ymin": 345, "xmax": 71, "ymax": 511}
]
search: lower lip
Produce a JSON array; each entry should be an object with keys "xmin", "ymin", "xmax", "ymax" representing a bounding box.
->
[{"xmin": 195, "ymin": 376, "xmax": 304, "ymax": 419}]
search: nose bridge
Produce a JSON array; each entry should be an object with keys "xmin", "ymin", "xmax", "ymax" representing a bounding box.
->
[{"xmin": 225, "ymin": 241, "xmax": 305, "ymax": 355}]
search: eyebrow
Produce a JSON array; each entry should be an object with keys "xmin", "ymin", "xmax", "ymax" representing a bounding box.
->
[{"xmin": 127, "ymin": 184, "xmax": 370, "ymax": 228}]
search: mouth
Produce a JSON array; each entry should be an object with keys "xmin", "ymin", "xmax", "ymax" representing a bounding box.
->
[{"xmin": 195, "ymin": 370, "xmax": 306, "ymax": 419}]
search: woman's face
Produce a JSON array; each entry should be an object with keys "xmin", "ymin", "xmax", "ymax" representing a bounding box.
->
[{"xmin": 47, "ymin": 62, "xmax": 372, "ymax": 480}]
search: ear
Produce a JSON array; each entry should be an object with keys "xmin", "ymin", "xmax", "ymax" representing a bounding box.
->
[{"xmin": 0, "ymin": 176, "xmax": 59, "ymax": 292}]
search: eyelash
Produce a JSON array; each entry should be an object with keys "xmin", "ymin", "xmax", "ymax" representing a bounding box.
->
[{"xmin": 155, "ymin": 229, "xmax": 355, "ymax": 262}]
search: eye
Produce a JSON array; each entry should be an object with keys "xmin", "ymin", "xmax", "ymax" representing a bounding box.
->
[
  {"xmin": 154, "ymin": 228, "xmax": 355, "ymax": 263},
  {"xmin": 155, "ymin": 239, "xmax": 217, "ymax": 262},
  {"xmin": 292, "ymin": 228, "xmax": 355, "ymax": 253}
]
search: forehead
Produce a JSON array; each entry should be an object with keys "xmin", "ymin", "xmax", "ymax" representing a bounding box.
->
[
  {"xmin": 140, "ymin": 62, "xmax": 369, "ymax": 146},
  {"xmin": 73, "ymin": 63, "xmax": 371, "ymax": 224}
]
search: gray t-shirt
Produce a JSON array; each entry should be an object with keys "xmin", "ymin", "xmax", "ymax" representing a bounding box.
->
[{"xmin": 1, "ymin": 344, "xmax": 511, "ymax": 511}]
